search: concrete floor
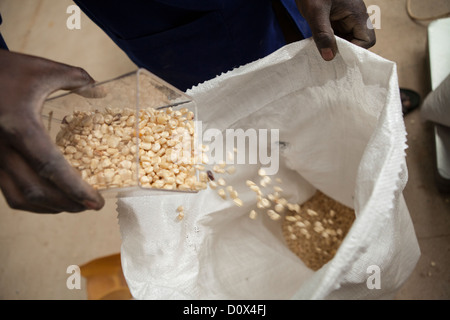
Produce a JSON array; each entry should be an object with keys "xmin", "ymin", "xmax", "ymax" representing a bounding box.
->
[{"xmin": 0, "ymin": 0, "xmax": 449, "ymax": 300}]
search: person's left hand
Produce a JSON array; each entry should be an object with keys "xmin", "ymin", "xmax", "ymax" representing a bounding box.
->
[
  {"xmin": 0, "ymin": 49, "xmax": 105, "ymax": 214},
  {"xmin": 295, "ymin": 0, "xmax": 376, "ymax": 61}
]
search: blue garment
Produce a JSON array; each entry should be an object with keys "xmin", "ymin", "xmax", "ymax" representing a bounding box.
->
[
  {"xmin": 280, "ymin": 0, "xmax": 312, "ymax": 38},
  {"xmin": 0, "ymin": 13, "xmax": 8, "ymax": 50},
  {"xmin": 74, "ymin": 0, "xmax": 311, "ymax": 91}
]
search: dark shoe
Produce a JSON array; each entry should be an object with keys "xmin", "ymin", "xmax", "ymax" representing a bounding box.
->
[{"xmin": 400, "ymin": 88, "xmax": 421, "ymax": 116}]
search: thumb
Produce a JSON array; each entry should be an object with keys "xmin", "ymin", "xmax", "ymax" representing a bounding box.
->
[
  {"xmin": 50, "ymin": 64, "xmax": 95, "ymax": 92},
  {"xmin": 299, "ymin": 1, "xmax": 337, "ymax": 61},
  {"xmin": 31, "ymin": 56, "xmax": 97, "ymax": 97},
  {"xmin": 42, "ymin": 61, "xmax": 106, "ymax": 99}
]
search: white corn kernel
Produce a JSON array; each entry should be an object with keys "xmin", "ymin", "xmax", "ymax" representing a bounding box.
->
[
  {"xmin": 101, "ymin": 158, "xmax": 112, "ymax": 168},
  {"xmin": 140, "ymin": 175, "xmax": 151, "ymax": 185},
  {"xmin": 152, "ymin": 180, "xmax": 165, "ymax": 189},
  {"xmin": 249, "ymin": 185, "xmax": 261, "ymax": 194},
  {"xmin": 141, "ymin": 142, "xmax": 152, "ymax": 151},
  {"xmin": 260, "ymin": 198, "xmax": 271, "ymax": 208},
  {"xmin": 246, "ymin": 180, "xmax": 256, "ymax": 187},
  {"xmin": 213, "ymin": 165, "xmax": 225, "ymax": 174},
  {"xmin": 119, "ymin": 160, "xmax": 132, "ymax": 169},
  {"xmin": 178, "ymin": 184, "xmax": 191, "ymax": 191},
  {"xmin": 295, "ymin": 221, "xmax": 305, "ymax": 228},
  {"xmin": 233, "ymin": 198, "xmax": 243, "ymax": 207},
  {"xmin": 226, "ymin": 166, "xmax": 236, "ymax": 174},
  {"xmin": 230, "ymin": 190, "xmax": 239, "ymax": 200},
  {"xmin": 151, "ymin": 142, "xmax": 161, "ymax": 152},
  {"xmin": 274, "ymin": 203, "xmax": 284, "ymax": 213},
  {"xmin": 104, "ymin": 169, "xmax": 115, "ymax": 183},
  {"xmin": 199, "ymin": 171, "xmax": 208, "ymax": 183},
  {"xmin": 273, "ymin": 186, "xmax": 283, "ymax": 193},
  {"xmin": 217, "ymin": 189, "xmax": 227, "ymax": 200},
  {"xmin": 209, "ymin": 181, "xmax": 218, "ymax": 189},
  {"xmin": 267, "ymin": 209, "xmax": 281, "ymax": 221},
  {"xmin": 65, "ymin": 146, "xmax": 77, "ymax": 154},
  {"xmin": 260, "ymin": 175, "xmax": 271, "ymax": 187}
]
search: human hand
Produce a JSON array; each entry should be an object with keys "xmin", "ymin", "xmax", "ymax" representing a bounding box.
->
[
  {"xmin": 295, "ymin": 0, "xmax": 376, "ymax": 61},
  {"xmin": 0, "ymin": 49, "xmax": 105, "ymax": 213}
]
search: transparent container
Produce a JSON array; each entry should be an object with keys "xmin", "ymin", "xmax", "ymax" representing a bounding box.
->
[{"xmin": 42, "ymin": 69, "xmax": 200, "ymax": 198}]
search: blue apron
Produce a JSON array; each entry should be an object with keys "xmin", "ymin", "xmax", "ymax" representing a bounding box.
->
[{"xmin": 74, "ymin": 0, "xmax": 311, "ymax": 91}]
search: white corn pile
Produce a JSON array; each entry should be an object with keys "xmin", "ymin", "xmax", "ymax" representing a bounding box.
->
[{"xmin": 55, "ymin": 106, "xmax": 206, "ymax": 192}]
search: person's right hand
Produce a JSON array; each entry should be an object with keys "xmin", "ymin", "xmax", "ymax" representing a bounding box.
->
[
  {"xmin": 295, "ymin": 0, "xmax": 376, "ymax": 61},
  {"xmin": 0, "ymin": 49, "xmax": 105, "ymax": 213}
]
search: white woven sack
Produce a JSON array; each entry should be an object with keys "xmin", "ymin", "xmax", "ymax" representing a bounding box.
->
[{"xmin": 117, "ymin": 37, "xmax": 420, "ymax": 300}]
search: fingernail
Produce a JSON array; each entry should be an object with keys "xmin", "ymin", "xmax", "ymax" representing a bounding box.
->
[
  {"xmin": 321, "ymin": 48, "xmax": 334, "ymax": 61},
  {"xmin": 83, "ymin": 199, "xmax": 102, "ymax": 210}
]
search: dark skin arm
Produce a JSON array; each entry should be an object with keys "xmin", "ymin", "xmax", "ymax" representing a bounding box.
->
[
  {"xmin": 0, "ymin": 49, "xmax": 104, "ymax": 213},
  {"xmin": 295, "ymin": 0, "xmax": 376, "ymax": 60}
]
